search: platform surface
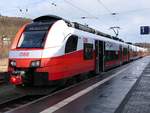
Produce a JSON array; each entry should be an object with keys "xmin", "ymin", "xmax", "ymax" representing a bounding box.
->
[
  {"xmin": 7, "ymin": 56, "xmax": 150, "ymax": 113},
  {"xmin": 116, "ymin": 60, "xmax": 150, "ymax": 113}
]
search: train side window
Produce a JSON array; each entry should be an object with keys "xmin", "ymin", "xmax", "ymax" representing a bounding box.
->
[
  {"xmin": 84, "ymin": 43, "xmax": 93, "ymax": 60},
  {"xmin": 105, "ymin": 51, "xmax": 119, "ymax": 61},
  {"xmin": 123, "ymin": 48, "xmax": 128, "ymax": 55},
  {"xmin": 65, "ymin": 35, "xmax": 78, "ymax": 53}
]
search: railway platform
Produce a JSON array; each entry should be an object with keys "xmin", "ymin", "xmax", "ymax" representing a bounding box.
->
[
  {"xmin": 116, "ymin": 59, "xmax": 150, "ymax": 113},
  {"xmin": 6, "ymin": 56, "xmax": 150, "ymax": 113}
]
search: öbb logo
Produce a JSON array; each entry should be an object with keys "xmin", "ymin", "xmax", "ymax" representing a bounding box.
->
[{"xmin": 19, "ymin": 52, "xmax": 29, "ymax": 57}]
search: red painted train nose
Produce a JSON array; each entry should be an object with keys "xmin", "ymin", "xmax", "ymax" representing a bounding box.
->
[{"xmin": 10, "ymin": 75, "xmax": 23, "ymax": 85}]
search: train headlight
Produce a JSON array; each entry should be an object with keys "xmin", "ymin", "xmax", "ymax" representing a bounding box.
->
[
  {"xmin": 10, "ymin": 60, "xmax": 16, "ymax": 67},
  {"xmin": 30, "ymin": 60, "xmax": 41, "ymax": 68}
]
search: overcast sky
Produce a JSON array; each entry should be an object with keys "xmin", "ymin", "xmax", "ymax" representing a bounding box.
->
[{"xmin": 1, "ymin": 0, "xmax": 150, "ymax": 43}]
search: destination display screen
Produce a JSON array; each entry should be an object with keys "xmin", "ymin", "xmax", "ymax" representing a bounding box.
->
[
  {"xmin": 27, "ymin": 26, "xmax": 49, "ymax": 31},
  {"xmin": 25, "ymin": 23, "xmax": 53, "ymax": 31},
  {"xmin": 17, "ymin": 30, "xmax": 47, "ymax": 48}
]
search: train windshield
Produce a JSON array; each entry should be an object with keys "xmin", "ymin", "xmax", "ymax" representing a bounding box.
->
[{"xmin": 17, "ymin": 31, "xmax": 47, "ymax": 48}]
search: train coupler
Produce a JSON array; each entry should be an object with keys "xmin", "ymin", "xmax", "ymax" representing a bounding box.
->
[
  {"xmin": 10, "ymin": 70, "xmax": 25, "ymax": 85},
  {"xmin": 10, "ymin": 75, "xmax": 23, "ymax": 85}
]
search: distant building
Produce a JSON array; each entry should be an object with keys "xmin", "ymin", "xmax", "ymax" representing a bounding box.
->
[{"xmin": 0, "ymin": 35, "xmax": 11, "ymax": 47}]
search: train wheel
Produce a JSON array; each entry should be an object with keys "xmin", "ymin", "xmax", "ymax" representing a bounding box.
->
[
  {"xmin": 65, "ymin": 77, "xmax": 77, "ymax": 86},
  {"xmin": 56, "ymin": 79, "xmax": 67, "ymax": 88},
  {"xmin": 87, "ymin": 71, "xmax": 97, "ymax": 78},
  {"xmin": 75, "ymin": 74, "xmax": 88, "ymax": 82}
]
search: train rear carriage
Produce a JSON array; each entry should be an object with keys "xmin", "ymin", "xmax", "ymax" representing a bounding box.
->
[
  {"xmin": 136, "ymin": 47, "xmax": 141, "ymax": 59},
  {"xmin": 128, "ymin": 44, "xmax": 142, "ymax": 61},
  {"xmin": 139, "ymin": 47, "xmax": 147, "ymax": 57}
]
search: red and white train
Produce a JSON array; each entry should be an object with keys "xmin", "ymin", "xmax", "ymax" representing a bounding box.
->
[{"xmin": 8, "ymin": 15, "xmax": 147, "ymax": 86}]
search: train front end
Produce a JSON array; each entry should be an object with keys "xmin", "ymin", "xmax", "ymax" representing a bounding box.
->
[
  {"xmin": 8, "ymin": 16, "xmax": 67, "ymax": 86},
  {"xmin": 9, "ymin": 23, "xmax": 50, "ymax": 86}
]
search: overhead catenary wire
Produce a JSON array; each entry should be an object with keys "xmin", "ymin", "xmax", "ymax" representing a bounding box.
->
[
  {"xmin": 63, "ymin": 0, "xmax": 99, "ymax": 18},
  {"xmin": 115, "ymin": 8, "xmax": 150, "ymax": 15},
  {"xmin": 97, "ymin": 0, "xmax": 112, "ymax": 14},
  {"xmin": 96, "ymin": 0, "xmax": 119, "ymax": 22},
  {"xmin": 96, "ymin": 0, "xmax": 122, "ymax": 38},
  {"xmin": 97, "ymin": 8, "xmax": 150, "ymax": 17},
  {"xmin": 63, "ymin": 0, "xmax": 109, "ymax": 28},
  {"xmin": 96, "ymin": 0, "xmax": 150, "ymax": 17}
]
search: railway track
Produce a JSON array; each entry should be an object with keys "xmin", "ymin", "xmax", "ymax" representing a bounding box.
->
[
  {"xmin": 0, "ymin": 85, "xmax": 62, "ymax": 113},
  {"xmin": 0, "ymin": 60, "xmax": 137, "ymax": 113},
  {"xmin": 0, "ymin": 73, "xmax": 4, "ymax": 83},
  {"xmin": 0, "ymin": 95, "xmax": 45, "ymax": 113},
  {"xmin": 0, "ymin": 72, "xmax": 9, "ymax": 84},
  {"xmin": 0, "ymin": 76, "xmax": 99, "ymax": 112}
]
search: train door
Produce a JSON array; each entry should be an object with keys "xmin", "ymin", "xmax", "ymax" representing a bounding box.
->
[
  {"xmin": 120, "ymin": 45, "xmax": 122, "ymax": 64},
  {"xmin": 95, "ymin": 40, "xmax": 104, "ymax": 74},
  {"xmin": 128, "ymin": 45, "xmax": 130, "ymax": 61}
]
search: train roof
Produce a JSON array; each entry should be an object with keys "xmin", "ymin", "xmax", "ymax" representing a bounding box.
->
[
  {"xmin": 33, "ymin": 15, "xmax": 65, "ymax": 22},
  {"xmin": 33, "ymin": 15, "xmax": 124, "ymax": 40},
  {"xmin": 33, "ymin": 15, "xmax": 145, "ymax": 49}
]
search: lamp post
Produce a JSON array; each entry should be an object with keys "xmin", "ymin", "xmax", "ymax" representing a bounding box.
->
[{"xmin": 2, "ymin": 35, "xmax": 10, "ymax": 47}]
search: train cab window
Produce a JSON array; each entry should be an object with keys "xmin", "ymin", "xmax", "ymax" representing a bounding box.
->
[
  {"xmin": 84, "ymin": 43, "xmax": 93, "ymax": 60},
  {"xmin": 17, "ymin": 23, "xmax": 53, "ymax": 48},
  {"xmin": 18, "ymin": 31, "xmax": 47, "ymax": 48},
  {"xmin": 65, "ymin": 35, "xmax": 78, "ymax": 53}
]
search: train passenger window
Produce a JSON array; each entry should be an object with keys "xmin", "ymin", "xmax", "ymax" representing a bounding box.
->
[
  {"xmin": 105, "ymin": 51, "xmax": 119, "ymax": 61},
  {"xmin": 65, "ymin": 35, "xmax": 78, "ymax": 53},
  {"xmin": 123, "ymin": 48, "xmax": 128, "ymax": 55},
  {"xmin": 84, "ymin": 43, "xmax": 93, "ymax": 60}
]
